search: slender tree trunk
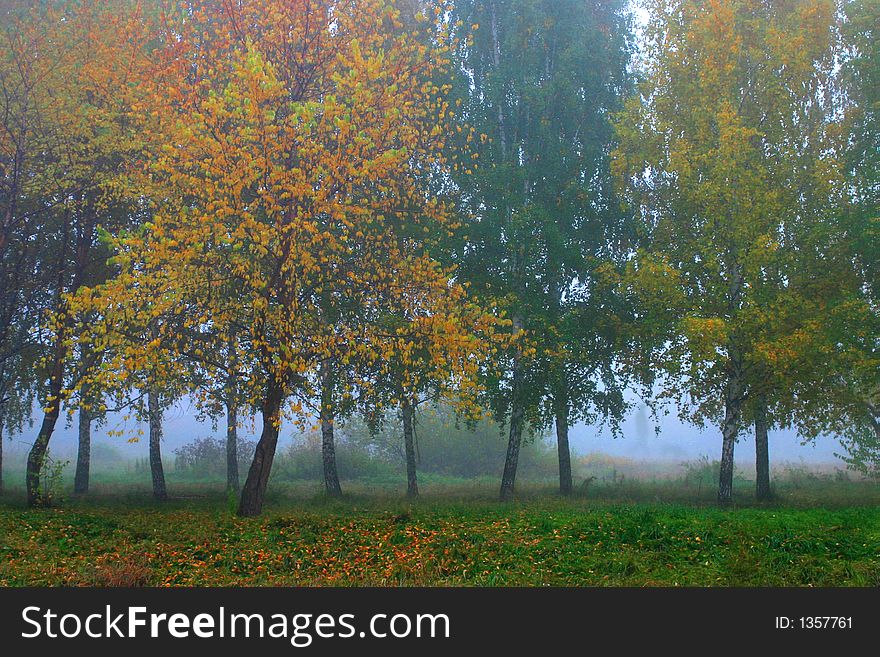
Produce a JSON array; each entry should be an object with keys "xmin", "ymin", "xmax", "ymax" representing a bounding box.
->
[
  {"xmin": 27, "ymin": 199, "xmax": 94, "ymax": 504},
  {"xmin": 718, "ymin": 265, "xmax": 747, "ymax": 506},
  {"xmin": 27, "ymin": 413, "xmax": 61, "ymax": 506},
  {"xmin": 27, "ymin": 205, "xmax": 71, "ymax": 507},
  {"xmin": 500, "ymin": 390, "xmax": 524, "ymax": 501},
  {"xmin": 555, "ymin": 388, "xmax": 572, "ymax": 496},
  {"xmin": 718, "ymin": 368, "xmax": 744, "ymax": 506},
  {"xmin": 74, "ymin": 348, "xmax": 101, "ymax": 495},
  {"xmin": 402, "ymin": 398, "xmax": 418, "ymax": 498},
  {"xmin": 718, "ymin": 417, "xmax": 737, "ymax": 506},
  {"xmin": 489, "ymin": 1, "xmax": 507, "ymax": 156},
  {"xmin": 148, "ymin": 388, "xmax": 167, "ymax": 501},
  {"xmin": 27, "ymin": 340, "xmax": 65, "ymax": 507},
  {"xmin": 320, "ymin": 360, "xmax": 342, "ymax": 496},
  {"xmin": 755, "ymin": 395, "xmax": 772, "ymax": 501},
  {"xmin": 225, "ymin": 338, "xmax": 240, "ymax": 493},
  {"xmin": 73, "ymin": 405, "xmax": 91, "ymax": 495},
  {"xmin": 226, "ymin": 402, "xmax": 239, "ymax": 492},
  {"xmin": 238, "ymin": 378, "xmax": 284, "ymax": 517},
  {"xmin": 549, "ymin": 280, "xmax": 571, "ymax": 496},
  {"xmin": 500, "ymin": 316, "xmax": 525, "ymax": 501}
]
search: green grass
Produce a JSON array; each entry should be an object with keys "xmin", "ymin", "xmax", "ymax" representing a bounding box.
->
[{"xmin": 1, "ymin": 478, "xmax": 878, "ymax": 587}]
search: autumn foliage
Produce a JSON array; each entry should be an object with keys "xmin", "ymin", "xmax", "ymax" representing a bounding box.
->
[
  {"xmin": 1, "ymin": 0, "xmax": 875, "ymax": 514},
  {"xmin": 66, "ymin": 0, "xmax": 499, "ymax": 515}
]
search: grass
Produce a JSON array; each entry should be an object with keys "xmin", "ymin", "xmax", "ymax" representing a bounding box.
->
[{"xmin": 1, "ymin": 475, "xmax": 878, "ymax": 587}]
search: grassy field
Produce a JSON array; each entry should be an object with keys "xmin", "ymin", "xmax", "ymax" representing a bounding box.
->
[{"xmin": 1, "ymin": 475, "xmax": 878, "ymax": 587}]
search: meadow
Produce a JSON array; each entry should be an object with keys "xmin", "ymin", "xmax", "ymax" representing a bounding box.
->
[{"xmin": 1, "ymin": 464, "xmax": 877, "ymax": 587}]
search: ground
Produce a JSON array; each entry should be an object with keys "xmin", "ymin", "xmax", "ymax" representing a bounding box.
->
[{"xmin": 1, "ymin": 477, "xmax": 878, "ymax": 587}]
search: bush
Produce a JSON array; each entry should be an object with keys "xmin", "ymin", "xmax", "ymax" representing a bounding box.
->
[
  {"xmin": 173, "ymin": 436, "xmax": 256, "ymax": 478},
  {"xmin": 415, "ymin": 412, "xmax": 558, "ymax": 480},
  {"xmin": 680, "ymin": 455, "xmax": 721, "ymax": 490},
  {"xmin": 39, "ymin": 451, "xmax": 69, "ymax": 506},
  {"xmin": 273, "ymin": 439, "xmax": 402, "ymax": 482},
  {"xmin": 269, "ymin": 401, "xmax": 561, "ymax": 483},
  {"xmin": 777, "ymin": 462, "xmax": 825, "ymax": 489},
  {"xmin": 343, "ymin": 404, "xmax": 558, "ymax": 480},
  {"xmin": 90, "ymin": 442, "xmax": 126, "ymax": 470}
]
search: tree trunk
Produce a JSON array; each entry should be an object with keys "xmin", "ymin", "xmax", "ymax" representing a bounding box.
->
[
  {"xmin": 755, "ymin": 396, "xmax": 772, "ymax": 501},
  {"xmin": 27, "ymin": 342, "xmax": 65, "ymax": 507},
  {"xmin": 500, "ymin": 393, "xmax": 524, "ymax": 501},
  {"xmin": 238, "ymin": 378, "xmax": 284, "ymax": 517},
  {"xmin": 320, "ymin": 360, "xmax": 342, "ymax": 496},
  {"xmin": 500, "ymin": 316, "xmax": 525, "ymax": 501},
  {"xmin": 148, "ymin": 388, "xmax": 167, "ymax": 501},
  {"xmin": 0, "ymin": 417, "xmax": 4, "ymax": 496},
  {"xmin": 225, "ymin": 338, "xmax": 240, "ymax": 493},
  {"xmin": 27, "ymin": 413, "xmax": 61, "ymax": 506},
  {"xmin": 402, "ymin": 398, "xmax": 418, "ymax": 498},
  {"xmin": 226, "ymin": 401, "xmax": 239, "ymax": 492},
  {"xmin": 718, "ymin": 418, "xmax": 736, "ymax": 506},
  {"xmin": 489, "ymin": 0, "xmax": 507, "ymax": 157},
  {"xmin": 73, "ymin": 405, "xmax": 91, "ymax": 495},
  {"xmin": 555, "ymin": 391, "xmax": 572, "ymax": 496},
  {"xmin": 718, "ymin": 370, "xmax": 744, "ymax": 506}
]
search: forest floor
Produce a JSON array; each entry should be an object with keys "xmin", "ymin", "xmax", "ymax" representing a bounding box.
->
[{"xmin": 1, "ymin": 477, "xmax": 878, "ymax": 587}]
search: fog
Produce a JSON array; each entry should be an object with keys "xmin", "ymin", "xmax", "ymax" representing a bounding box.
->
[
  {"xmin": 572, "ymin": 404, "xmax": 841, "ymax": 464},
  {"xmin": 2, "ymin": 396, "xmax": 844, "ymax": 468}
]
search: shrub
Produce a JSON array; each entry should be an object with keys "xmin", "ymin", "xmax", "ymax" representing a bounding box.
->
[
  {"xmin": 413, "ymin": 408, "xmax": 557, "ymax": 479},
  {"xmin": 90, "ymin": 442, "xmax": 126, "ymax": 470},
  {"xmin": 173, "ymin": 436, "xmax": 256, "ymax": 478},
  {"xmin": 273, "ymin": 439, "xmax": 401, "ymax": 482}
]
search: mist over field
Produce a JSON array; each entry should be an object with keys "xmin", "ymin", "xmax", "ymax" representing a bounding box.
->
[{"xmin": 1, "ymin": 395, "xmax": 845, "ymax": 473}]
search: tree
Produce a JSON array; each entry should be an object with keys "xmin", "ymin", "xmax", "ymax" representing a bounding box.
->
[
  {"xmin": 4, "ymin": 1, "xmax": 154, "ymax": 506},
  {"xmin": 174, "ymin": 330, "xmax": 253, "ymax": 494},
  {"xmin": 80, "ymin": 0, "xmax": 476, "ymax": 517},
  {"xmin": 0, "ymin": 5, "xmax": 45, "ymax": 495},
  {"xmin": 778, "ymin": 0, "xmax": 878, "ymax": 477},
  {"xmin": 72, "ymin": 344, "xmax": 101, "ymax": 495},
  {"xmin": 612, "ymin": 0, "xmax": 849, "ymax": 504},
  {"xmin": 74, "ymin": 281, "xmax": 191, "ymax": 500},
  {"xmin": 357, "ymin": 273, "xmax": 498, "ymax": 497},
  {"xmin": 449, "ymin": 0, "xmax": 634, "ymax": 499}
]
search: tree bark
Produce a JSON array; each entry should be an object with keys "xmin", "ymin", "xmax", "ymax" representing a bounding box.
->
[
  {"xmin": 27, "ymin": 339, "xmax": 65, "ymax": 507},
  {"xmin": 718, "ymin": 368, "xmax": 744, "ymax": 506},
  {"xmin": 27, "ymin": 196, "xmax": 98, "ymax": 505},
  {"xmin": 402, "ymin": 398, "xmax": 418, "ymax": 498},
  {"xmin": 238, "ymin": 378, "xmax": 284, "ymax": 517},
  {"xmin": 489, "ymin": 0, "xmax": 507, "ymax": 157},
  {"xmin": 147, "ymin": 388, "xmax": 167, "ymax": 501},
  {"xmin": 719, "ymin": 260, "xmax": 745, "ymax": 506},
  {"xmin": 555, "ymin": 388, "xmax": 572, "ymax": 496},
  {"xmin": 754, "ymin": 395, "xmax": 772, "ymax": 501},
  {"xmin": 226, "ymin": 401, "xmax": 239, "ymax": 492},
  {"xmin": 549, "ymin": 278, "xmax": 571, "ymax": 496},
  {"xmin": 320, "ymin": 360, "xmax": 342, "ymax": 496},
  {"xmin": 73, "ymin": 405, "xmax": 91, "ymax": 495},
  {"xmin": 500, "ymin": 390, "xmax": 524, "ymax": 501},
  {"xmin": 500, "ymin": 316, "xmax": 525, "ymax": 501},
  {"xmin": 0, "ymin": 417, "xmax": 4, "ymax": 496}
]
